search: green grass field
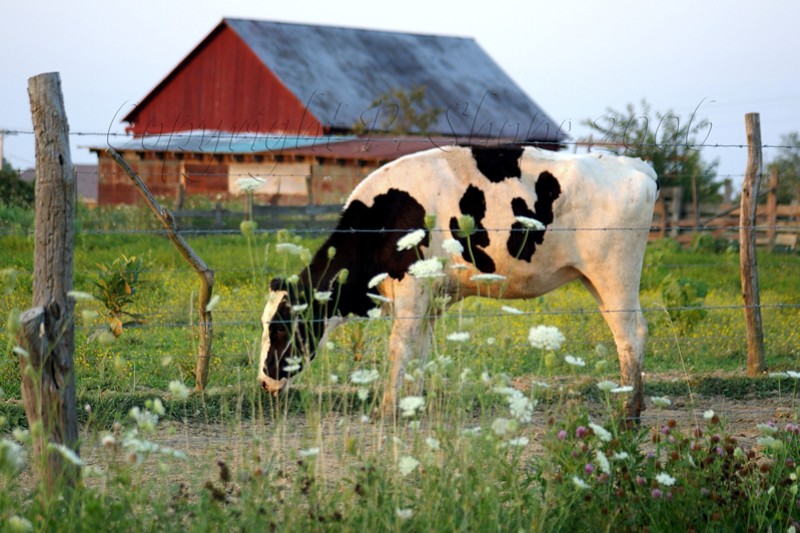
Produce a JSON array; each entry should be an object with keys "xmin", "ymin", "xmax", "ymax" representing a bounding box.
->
[{"xmin": 1, "ymin": 208, "xmax": 800, "ymax": 531}]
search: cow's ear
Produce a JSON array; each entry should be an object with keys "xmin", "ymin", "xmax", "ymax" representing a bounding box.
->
[{"xmin": 270, "ymin": 277, "xmax": 287, "ymax": 292}]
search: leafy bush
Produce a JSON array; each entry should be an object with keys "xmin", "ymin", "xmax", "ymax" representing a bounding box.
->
[{"xmin": 89, "ymin": 255, "xmax": 146, "ymax": 337}]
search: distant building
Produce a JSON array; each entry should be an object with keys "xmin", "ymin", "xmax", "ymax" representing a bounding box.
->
[
  {"xmin": 92, "ymin": 18, "xmax": 564, "ymax": 205},
  {"xmin": 20, "ymin": 164, "xmax": 98, "ymax": 205}
]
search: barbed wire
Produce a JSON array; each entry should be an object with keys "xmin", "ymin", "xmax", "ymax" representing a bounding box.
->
[{"xmin": 4, "ymin": 128, "xmax": 799, "ymax": 151}]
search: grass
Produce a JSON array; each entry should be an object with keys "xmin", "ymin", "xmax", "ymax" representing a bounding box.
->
[{"xmin": 1, "ymin": 205, "xmax": 800, "ymax": 531}]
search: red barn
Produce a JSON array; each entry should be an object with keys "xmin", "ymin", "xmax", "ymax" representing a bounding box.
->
[{"xmin": 94, "ymin": 18, "xmax": 564, "ymax": 205}]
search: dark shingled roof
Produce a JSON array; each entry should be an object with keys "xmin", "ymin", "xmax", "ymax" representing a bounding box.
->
[{"xmin": 222, "ymin": 19, "xmax": 565, "ymax": 143}]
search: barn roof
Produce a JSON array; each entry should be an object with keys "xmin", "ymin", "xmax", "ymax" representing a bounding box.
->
[{"xmin": 125, "ymin": 18, "xmax": 565, "ymax": 144}]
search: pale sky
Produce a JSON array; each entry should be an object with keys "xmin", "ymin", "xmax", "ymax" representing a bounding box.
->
[{"xmin": 3, "ymin": 0, "xmax": 799, "ymax": 186}]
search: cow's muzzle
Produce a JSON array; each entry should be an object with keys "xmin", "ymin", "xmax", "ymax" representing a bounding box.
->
[{"xmin": 260, "ymin": 375, "xmax": 288, "ymax": 394}]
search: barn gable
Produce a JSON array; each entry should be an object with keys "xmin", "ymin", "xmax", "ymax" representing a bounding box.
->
[{"xmin": 123, "ymin": 18, "xmax": 565, "ymax": 144}]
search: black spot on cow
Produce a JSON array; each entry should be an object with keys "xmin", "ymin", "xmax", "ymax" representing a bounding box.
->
[
  {"xmin": 507, "ymin": 171, "xmax": 562, "ymax": 261},
  {"xmin": 469, "ymin": 145, "xmax": 524, "ymax": 183},
  {"xmin": 449, "ymin": 185, "xmax": 496, "ymax": 273},
  {"xmin": 303, "ymin": 188, "xmax": 429, "ymax": 318}
]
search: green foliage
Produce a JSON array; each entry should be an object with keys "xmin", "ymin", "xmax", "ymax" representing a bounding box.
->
[
  {"xmin": 660, "ymin": 274, "xmax": 709, "ymax": 332},
  {"xmin": 0, "ymin": 160, "xmax": 34, "ymax": 208},
  {"xmin": 89, "ymin": 255, "xmax": 146, "ymax": 337},
  {"xmin": 353, "ymin": 85, "xmax": 442, "ymax": 135},
  {"xmin": 582, "ymin": 99, "xmax": 720, "ymax": 204},
  {"xmin": 768, "ymin": 131, "xmax": 800, "ymax": 203}
]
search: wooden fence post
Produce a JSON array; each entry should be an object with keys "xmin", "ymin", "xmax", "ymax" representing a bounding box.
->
[
  {"xmin": 16, "ymin": 72, "xmax": 80, "ymax": 491},
  {"xmin": 740, "ymin": 113, "xmax": 766, "ymax": 375}
]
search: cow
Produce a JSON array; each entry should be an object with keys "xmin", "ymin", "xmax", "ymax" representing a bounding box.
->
[{"xmin": 258, "ymin": 145, "xmax": 658, "ymax": 422}]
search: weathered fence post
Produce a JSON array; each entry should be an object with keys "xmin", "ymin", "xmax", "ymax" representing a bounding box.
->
[
  {"xmin": 740, "ymin": 113, "xmax": 766, "ymax": 375},
  {"xmin": 766, "ymin": 167, "xmax": 779, "ymax": 251},
  {"xmin": 16, "ymin": 72, "xmax": 80, "ymax": 491},
  {"xmin": 106, "ymin": 148, "xmax": 215, "ymax": 390}
]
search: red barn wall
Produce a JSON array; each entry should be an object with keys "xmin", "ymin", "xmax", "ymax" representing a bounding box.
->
[{"xmin": 126, "ymin": 25, "xmax": 324, "ymax": 137}]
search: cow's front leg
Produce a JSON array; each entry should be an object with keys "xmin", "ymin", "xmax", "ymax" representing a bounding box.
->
[{"xmin": 380, "ymin": 278, "xmax": 431, "ymax": 418}]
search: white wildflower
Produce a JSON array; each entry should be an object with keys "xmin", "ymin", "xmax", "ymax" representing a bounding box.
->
[
  {"xmin": 67, "ymin": 290, "xmax": 95, "ymax": 301},
  {"xmin": 357, "ymin": 388, "xmax": 370, "ymax": 402},
  {"xmin": 486, "ymin": 336, "xmax": 496, "ymax": 345},
  {"xmin": 596, "ymin": 380, "xmax": 619, "ymax": 392},
  {"xmin": 491, "ymin": 417, "xmax": 516, "ymax": 436},
  {"xmin": 299, "ymin": 447, "xmax": 320, "ymax": 458},
  {"xmin": 515, "ymin": 215, "xmax": 546, "ymax": 230},
  {"xmin": 367, "ymin": 307, "xmax": 382, "ymax": 319},
  {"xmin": 291, "ymin": 303, "xmax": 308, "ymax": 313},
  {"xmin": 611, "ymin": 385, "xmax": 634, "ymax": 393},
  {"xmin": 399, "ymin": 396, "xmax": 425, "ymax": 418},
  {"xmin": 787, "ymin": 370, "xmax": 800, "ymax": 379},
  {"xmin": 408, "ymin": 258, "xmax": 444, "ymax": 279},
  {"xmin": 442, "ymin": 238, "xmax": 464, "ymax": 255},
  {"xmin": 150, "ymin": 398, "xmax": 165, "ymax": 416},
  {"xmin": 7, "ymin": 515, "xmax": 34, "ymax": 533},
  {"xmin": 12, "ymin": 346, "xmax": 28, "ymax": 358},
  {"xmin": 396, "ymin": 229, "xmax": 427, "ymax": 251},
  {"xmin": 470, "ymin": 273, "xmax": 506, "ymax": 283},
  {"xmin": 395, "ymin": 508, "xmax": 414, "ymax": 520},
  {"xmin": 703, "ymin": 409, "xmax": 715, "ymax": 420},
  {"xmin": 205, "ymin": 294, "xmax": 220, "ymax": 311},
  {"xmin": 656, "ymin": 472, "xmax": 676, "ymax": 486},
  {"xmin": 129, "ymin": 407, "xmax": 158, "ymax": 432},
  {"xmin": 450, "ymin": 263, "xmax": 469, "ymax": 271},
  {"xmin": 572, "ymin": 476, "xmax": 590, "ymax": 490},
  {"xmin": 501, "ymin": 305, "xmax": 523, "ymax": 315},
  {"xmin": 275, "ymin": 242, "xmax": 307, "ymax": 256},
  {"xmin": 612, "ymin": 451, "xmax": 630, "ymax": 461},
  {"xmin": 48, "ymin": 443, "xmax": 85, "ymax": 467},
  {"xmin": 528, "ymin": 325, "xmax": 566, "ymax": 351},
  {"xmin": 508, "ymin": 395, "xmax": 535, "ymax": 424},
  {"xmin": 367, "ymin": 272, "xmax": 389, "ymax": 289},
  {"xmin": 367, "ymin": 292, "xmax": 392, "ymax": 304},
  {"xmin": 101, "ymin": 434, "xmax": 116, "ymax": 448},
  {"xmin": 168, "ymin": 380, "xmax": 190, "ymax": 400},
  {"xmin": 0, "ymin": 439, "xmax": 26, "ymax": 473},
  {"xmin": 425, "ymin": 437, "xmax": 440, "ymax": 451},
  {"xmin": 313, "ymin": 290, "xmax": 332, "ymax": 303},
  {"xmin": 507, "ymin": 436, "xmax": 529, "ymax": 447},
  {"xmin": 350, "ymin": 369, "xmax": 380, "ymax": 384},
  {"xmin": 564, "ymin": 355, "xmax": 586, "ymax": 367},
  {"xmin": 282, "ymin": 356, "xmax": 302, "ymax": 373},
  {"xmin": 588, "ymin": 422, "xmax": 613, "ymax": 442},
  {"xmin": 769, "ymin": 372, "xmax": 789, "ymax": 379},
  {"xmin": 447, "ymin": 331, "xmax": 470, "ymax": 342},
  {"xmin": 398, "ymin": 455, "xmax": 419, "ymax": 476},
  {"xmin": 757, "ymin": 423, "xmax": 779, "ymax": 435},
  {"xmin": 651, "ymin": 396, "xmax": 672, "ymax": 408},
  {"xmin": 236, "ymin": 176, "xmax": 263, "ymax": 193},
  {"xmin": 596, "ymin": 450, "xmax": 611, "ymax": 474},
  {"xmin": 531, "ymin": 380, "xmax": 550, "ymax": 389},
  {"xmin": 12, "ymin": 428, "xmax": 29, "ymax": 444},
  {"xmin": 461, "ymin": 427, "xmax": 482, "ymax": 436},
  {"xmin": 329, "ymin": 374, "xmax": 339, "ymax": 384}
]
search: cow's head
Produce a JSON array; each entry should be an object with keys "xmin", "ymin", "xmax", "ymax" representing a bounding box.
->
[{"xmin": 258, "ymin": 278, "xmax": 314, "ymax": 393}]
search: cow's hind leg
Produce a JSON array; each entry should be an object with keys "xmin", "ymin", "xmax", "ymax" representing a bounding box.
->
[
  {"xmin": 380, "ymin": 277, "xmax": 433, "ymax": 419},
  {"xmin": 581, "ymin": 276, "xmax": 647, "ymax": 424}
]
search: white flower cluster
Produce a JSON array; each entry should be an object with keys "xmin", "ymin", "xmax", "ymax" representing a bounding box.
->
[
  {"xmin": 399, "ymin": 396, "xmax": 425, "ymax": 418},
  {"xmin": 0, "ymin": 438, "xmax": 26, "ymax": 474},
  {"xmin": 350, "ymin": 369, "xmax": 380, "ymax": 385},
  {"xmin": 493, "ymin": 386, "xmax": 536, "ymax": 424},
  {"xmin": 528, "ymin": 325, "xmax": 566, "ymax": 351},
  {"xmin": 408, "ymin": 258, "xmax": 444, "ymax": 279},
  {"xmin": 396, "ymin": 229, "xmax": 427, "ymax": 251}
]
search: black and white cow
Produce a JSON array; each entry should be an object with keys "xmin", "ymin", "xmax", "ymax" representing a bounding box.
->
[{"xmin": 259, "ymin": 145, "xmax": 658, "ymax": 420}]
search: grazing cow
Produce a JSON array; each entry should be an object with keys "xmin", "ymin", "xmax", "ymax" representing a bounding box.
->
[{"xmin": 259, "ymin": 145, "xmax": 658, "ymax": 421}]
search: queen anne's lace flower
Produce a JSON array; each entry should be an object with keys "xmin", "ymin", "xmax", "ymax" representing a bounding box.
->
[
  {"xmin": 396, "ymin": 229, "xmax": 427, "ymax": 251},
  {"xmin": 408, "ymin": 258, "xmax": 444, "ymax": 279},
  {"xmin": 528, "ymin": 325, "xmax": 566, "ymax": 351}
]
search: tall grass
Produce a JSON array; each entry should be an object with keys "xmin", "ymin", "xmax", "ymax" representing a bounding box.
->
[{"xmin": 1, "ymin": 207, "xmax": 800, "ymax": 530}]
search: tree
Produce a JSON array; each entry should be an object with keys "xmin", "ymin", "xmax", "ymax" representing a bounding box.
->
[
  {"xmin": 353, "ymin": 86, "xmax": 441, "ymax": 135},
  {"xmin": 0, "ymin": 159, "xmax": 34, "ymax": 207},
  {"xmin": 581, "ymin": 100, "xmax": 720, "ymax": 203},
  {"xmin": 767, "ymin": 132, "xmax": 800, "ymax": 204}
]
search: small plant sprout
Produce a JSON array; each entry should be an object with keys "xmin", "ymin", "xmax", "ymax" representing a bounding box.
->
[{"xmin": 396, "ymin": 229, "xmax": 426, "ymax": 251}]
